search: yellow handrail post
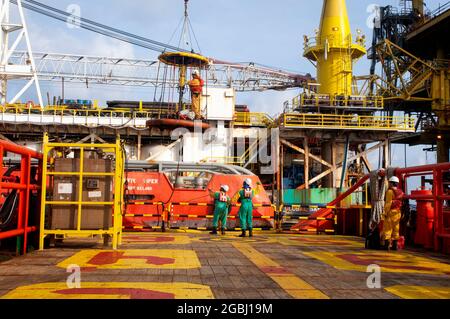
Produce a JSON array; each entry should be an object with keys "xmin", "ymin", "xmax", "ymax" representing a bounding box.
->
[{"xmin": 39, "ymin": 133, "xmax": 49, "ymax": 250}]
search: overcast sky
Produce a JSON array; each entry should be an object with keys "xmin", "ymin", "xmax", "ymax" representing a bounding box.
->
[{"xmin": 7, "ymin": 0, "xmax": 444, "ymax": 170}]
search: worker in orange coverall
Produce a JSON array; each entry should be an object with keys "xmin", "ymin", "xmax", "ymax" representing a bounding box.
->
[
  {"xmin": 188, "ymin": 69, "xmax": 204, "ymax": 119},
  {"xmin": 381, "ymin": 176, "xmax": 404, "ymax": 251}
]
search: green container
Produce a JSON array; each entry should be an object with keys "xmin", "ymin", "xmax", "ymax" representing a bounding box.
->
[{"xmin": 282, "ymin": 188, "xmax": 363, "ymax": 207}]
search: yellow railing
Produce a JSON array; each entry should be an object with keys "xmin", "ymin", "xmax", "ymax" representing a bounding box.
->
[
  {"xmin": 303, "ymin": 33, "xmax": 366, "ymax": 52},
  {"xmin": 282, "ymin": 113, "xmax": 415, "ymax": 131},
  {"xmin": 200, "ymin": 156, "xmax": 244, "ymax": 165},
  {"xmin": 234, "ymin": 112, "xmax": 273, "ymax": 127},
  {"xmin": 287, "ymin": 93, "xmax": 384, "ymax": 111},
  {"xmin": 201, "ymin": 138, "xmax": 260, "ymax": 166},
  {"xmin": 0, "ymin": 104, "xmax": 172, "ymax": 118}
]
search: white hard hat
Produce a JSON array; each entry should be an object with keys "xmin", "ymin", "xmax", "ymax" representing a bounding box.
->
[
  {"xmin": 244, "ymin": 178, "xmax": 252, "ymax": 186},
  {"xmin": 192, "ymin": 69, "xmax": 199, "ymax": 76},
  {"xmin": 221, "ymin": 185, "xmax": 229, "ymax": 192},
  {"xmin": 389, "ymin": 176, "xmax": 400, "ymax": 183}
]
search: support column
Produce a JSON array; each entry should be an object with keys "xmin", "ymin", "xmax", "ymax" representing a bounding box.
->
[
  {"xmin": 435, "ymin": 46, "xmax": 449, "ymax": 163},
  {"xmin": 0, "ymin": 0, "xmax": 10, "ymax": 105},
  {"xmin": 303, "ymin": 137, "xmax": 309, "ymax": 189},
  {"xmin": 280, "ymin": 144, "xmax": 284, "ymax": 205},
  {"xmin": 437, "ymin": 138, "xmax": 449, "ymax": 163},
  {"xmin": 383, "ymin": 139, "xmax": 390, "ymax": 168},
  {"xmin": 275, "ymin": 141, "xmax": 281, "ymax": 208},
  {"xmin": 322, "ymin": 140, "xmax": 345, "ymax": 188},
  {"xmin": 137, "ymin": 132, "xmax": 142, "ymax": 161}
]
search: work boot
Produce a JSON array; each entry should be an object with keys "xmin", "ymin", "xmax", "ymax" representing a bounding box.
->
[
  {"xmin": 238, "ymin": 230, "xmax": 246, "ymax": 237},
  {"xmin": 221, "ymin": 228, "xmax": 226, "ymax": 235},
  {"xmin": 248, "ymin": 229, "xmax": 253, "ymax": 237},
  {"xmin": 383, "ymin": 240, "xmax": 390, "ymax": 251},
  {"xmin": 210, "ymin": 228, "xmax": 218, "ymax": 235},
  {"xmin": 391, "ymin": 240, "xmax": 398, "ymax": 251}
]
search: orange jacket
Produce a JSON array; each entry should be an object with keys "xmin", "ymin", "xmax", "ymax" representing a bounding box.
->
[
  {"xmin": 385, "ymin": 187, "xmax": 404, "ymax": 211},
  {"xmin": 189, "ymin": 76, "xmax": 204, "ymax": 94}
]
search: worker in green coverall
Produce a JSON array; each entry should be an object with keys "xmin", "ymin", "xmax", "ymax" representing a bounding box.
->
[
  {"xmin": 208, "ymin": 185, "xmax": 231, "ymax": 235},
  {"xmin": 232, "ymin": 178, "xmax": 260, "ymax": 238}
]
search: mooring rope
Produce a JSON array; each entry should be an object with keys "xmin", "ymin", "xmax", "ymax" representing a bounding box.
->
[{"xmin": 369, "ymin": 167, "xmax": 398, "ymax": 229}]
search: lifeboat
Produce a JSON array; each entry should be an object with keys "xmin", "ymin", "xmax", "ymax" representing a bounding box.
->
[{"xmin": 147, "ymin": 118, "xmax": 210, "ymax": 129}]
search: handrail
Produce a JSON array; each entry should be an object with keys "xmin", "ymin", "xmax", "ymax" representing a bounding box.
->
[
  {"xmin": 285, "ymin": 93, "xmax": 384, "ymax": 111},
  {"xmin": 0, "ymin": 104, "xmax": 172, "ymax": 117},
  {"xmin": 0, "ymin": 140, "xmax": 42, "ymax": 254},
  {"xmin": 234, "ymin": 112, "xmax": 273, "ymax": 127},
  {"xmin": 282, "ymin": 113, "xmax": 415, "ymax": 131}
]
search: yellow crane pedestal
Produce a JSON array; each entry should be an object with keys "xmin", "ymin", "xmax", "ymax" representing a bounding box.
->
[{"xmin": 303, "ymin": 0, "xmax": 366, "ymax": 96}]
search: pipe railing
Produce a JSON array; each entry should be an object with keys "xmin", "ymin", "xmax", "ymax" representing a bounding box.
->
[{"xmin": 0, "ymin": 140, "xmax": 42, "ymax": 254}]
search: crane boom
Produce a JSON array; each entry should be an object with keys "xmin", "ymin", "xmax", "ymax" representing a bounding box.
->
[{"xmin": 11, "ymin": 51, "xmax": 310, "ymax": 92}]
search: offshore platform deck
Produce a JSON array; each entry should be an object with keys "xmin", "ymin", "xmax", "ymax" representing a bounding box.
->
[
  {"xmin": 1, "ymin": 231, "xmax": 449, "ymax": 299},
  {"xmin": 0, "ymin": 0, "xmax": 449, "ymax": 306}
]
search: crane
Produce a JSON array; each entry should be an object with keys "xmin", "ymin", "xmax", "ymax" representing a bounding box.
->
[{"xmin": 5, "ymin": 0, "xmax": 311, "ymax": 101}]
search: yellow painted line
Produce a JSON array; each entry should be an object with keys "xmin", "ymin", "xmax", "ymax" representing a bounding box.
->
[
  {"xmin": 326, "ymin": 206, "xmax": 336, "ymax": 209},
  {"xmin": 197, "ymin": 203, "xmax": 208, "ymax": 206},
  {"xmin": 276, "ymin": 236, "xmax": 362, "ymax": 247},
  {"xmin": 206, "ymin": 215, "xmax": 214, "ymax": 218},
  {"xmin": 385, "ymin": 285, "xmax": 450, "ymax": 299},
  {"xmin": 1, "ymin": 282, "xmax": 214, "ymax": 299},
  {"xmin": 57, "ymin": 249, "xmax": 201, "ymax": 269},
  {"xmin": 316, "ymin": 217, "xmax": 326, "ymax": 221},
  {"xmin": 135, "ymin": 202, "xmax": 145, "ymax": 205},
  {"xmin": 173, "ymin": 229, "xmax": 203, "ymax": 234},
  {"xmin": 324, "ymin": 229, "xmax": 335, "ymax": 233},
  {"xmin": 133, "ymin": 226, "xmax": 144, "ymax": 229},
  {"xmin": 188, "ymin": 215, "xmax": 198, "ymax": 218},
  {"xmin": 304, "ymin": 251, "xmax": 450, "ymax": 275},
  {"xmin": 179, "ymin": 202, "xmax": 189, "ymax": 206},
  {"xmin": 261, "ymin": 216, "xmax": 271, "ymax": 219},
  {"xmin": 306, "ymin": 229, "xmax": 317, "ymax": 232},
  {"xmin": 197, "ymin": 227, "xmax": 207, "ymax": 230},
  {"xmin": 233, "ymin": 243, "xmax": 328, "ymax": 299}
]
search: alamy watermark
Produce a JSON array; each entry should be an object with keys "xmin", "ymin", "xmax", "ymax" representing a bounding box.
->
[
  {"xmin": 366, "ymin": 264, "xmax": 381, "ymax": 289},
  {"xmin": 66, "ymin": 264, "xmax": 81, "ymax": 288},
  {"xmin": 367, "ymin": 4, "xmax": 382, "ymax": 29},
  {"xmin": 170, "ymin": 122, "xmax": 279, "ymax": 174},
  {"xmin": 66, "ymin": 4, "xmax": 81, "ymax": 29}
]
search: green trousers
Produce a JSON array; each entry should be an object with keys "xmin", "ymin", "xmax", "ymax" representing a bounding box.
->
[
  {"xmin": 238, "ymin": 201, "xmax": 253, "ymax": 230},
  {"xmin": 212, "ymin": 204, "xmax": 228, "ymax": 229}
]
